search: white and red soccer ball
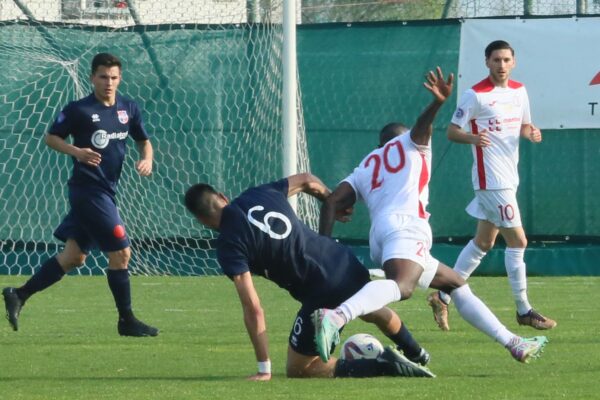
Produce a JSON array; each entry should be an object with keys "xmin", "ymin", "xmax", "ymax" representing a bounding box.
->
[{"xmin": 340, "ymin": 333, "xmax": 384, "ymax": 360}]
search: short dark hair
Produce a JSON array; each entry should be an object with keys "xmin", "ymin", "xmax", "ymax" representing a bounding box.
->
[
  {"xmin": 485, "ymin": 40, "xmax": 514, "ymax": 59},
  {"xmin": 91, "ymin": 53, "xmax": 122, "ymax": 75},
  {"xmin": 184, "ymin": 183, "xmax": 219, "ymax": 217},
  {"xmin": 379, "ymin": 122, "xmax": 409, "ymax": 147}
]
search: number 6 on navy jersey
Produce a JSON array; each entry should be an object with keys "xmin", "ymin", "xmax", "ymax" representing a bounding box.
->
[{"xmin": 247, "ymin": 205, "xmax": 292, "ymax": 239}]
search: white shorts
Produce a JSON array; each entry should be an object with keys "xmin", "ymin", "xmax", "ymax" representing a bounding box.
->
[
  {"xmin": 369, "ymin": 214, "xmax": 439, "ymax": 290},
  {"xmin": 466, "ymin": 189, "xmax": 522, "ymax": 228}
]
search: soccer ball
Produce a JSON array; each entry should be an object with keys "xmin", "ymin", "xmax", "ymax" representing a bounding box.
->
[{"xmin": 340, "ymin": 333, "xmax": 384, "ymax": 360}]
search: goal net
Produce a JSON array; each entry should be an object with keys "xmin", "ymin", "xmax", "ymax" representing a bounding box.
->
[{"xmin": 0, "ymin": 0, "xmax": 318, "ymax": 276}]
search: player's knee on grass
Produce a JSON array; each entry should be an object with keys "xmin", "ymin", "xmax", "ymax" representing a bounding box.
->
[
  {"xmin": 286, "ymin": 349, "xmax": 335, "ymax": 378},
  {"xmin": 287, "ymin": 307, "xmax": 339, "ymax": 377}
]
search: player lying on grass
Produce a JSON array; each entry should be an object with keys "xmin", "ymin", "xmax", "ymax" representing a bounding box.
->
[
  {"xmin": 313, "ymin": 66, "xmax": 548, "ymax": 366},
  {"xmin": 184, "ymin": 174, "xmax": 435, "ymax": 380}
]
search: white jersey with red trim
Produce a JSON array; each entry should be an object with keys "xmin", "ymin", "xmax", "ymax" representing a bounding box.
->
[
  {"xmin": 343, "ymin": 131, "xmax": 432, "ymax": 222},
  {"xmin": 451, "ymin": 77, "xmax": 531, "ymax": 191}
]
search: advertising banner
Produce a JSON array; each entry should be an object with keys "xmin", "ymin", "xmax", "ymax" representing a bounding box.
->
[{"xmin": 459, "ymin": 17, "xmax": 600, "ymax": 129}]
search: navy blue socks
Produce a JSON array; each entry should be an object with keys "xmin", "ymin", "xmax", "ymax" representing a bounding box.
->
[
  {"xmin": 17, "ymin": 256, "xmax": 65, "ymax": 301},
  {"xmin": 106, "ymin": 269, "xmax": 133, "ymax": 320},
  {"xmin": 386, "ymin": 322, "xmax": 421, "ymax": 359}
]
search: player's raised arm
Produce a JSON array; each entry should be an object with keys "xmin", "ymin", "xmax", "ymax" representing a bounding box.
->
[
  {"xmin": 232, "ymin": 271, "xmax": 272, "ymax": 381},
  {"xmin": 45, "ymin": 133, "xmax": 102, "ymax": 167},
  {"xmin": 411, "ymin": 67, "xmax": 454, "ymax": 146},
  {"xmin": 135, "ymin": 139, "xmax": 153, "ymax": 176},
  {"xmin": 319, "ymin": 182, "xmax": 357, "ymax": 237},
  {"xmin": 286, "ymin": 172, "xmax": 331, "ymax": 201}
]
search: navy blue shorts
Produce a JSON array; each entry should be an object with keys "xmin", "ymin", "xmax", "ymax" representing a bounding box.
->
[
  {"xmin": 288, "ymin": 254, "xmax": 370, "ymax": 356},
  {"xmin": 54, "ymin": 187, "xmax": 130, "ymax": 254},
  {"xmin": 288, "ymin": 306, "xmax": 347, "ymax": 357}
]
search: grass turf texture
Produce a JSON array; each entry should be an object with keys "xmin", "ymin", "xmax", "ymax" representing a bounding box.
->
[{"xmin": 0, "ymin": 275, "xmax": 597, "ymax": 399}]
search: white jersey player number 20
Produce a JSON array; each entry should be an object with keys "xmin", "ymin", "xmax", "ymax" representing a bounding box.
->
[{"xmin": 365, "ymin": 140, "xmax": 406, "ymax": 190}]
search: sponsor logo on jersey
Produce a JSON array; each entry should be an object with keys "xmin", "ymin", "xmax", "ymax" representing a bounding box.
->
[
  {"xmin": 92, "ymin": 113, "xmax": 100, "ymax": 122},
  {"xmin": 91, "ymin": 129, "xmax": 129, "ymax": 149},
  {"xmin": 117, "ymin": 110, "xmax": 129, "ymax": 124},
  {"xmin": 455, "ymin": 108, "xmax": 464, "ymax": 118},
  {"xmin": 590, "ymin": 71, "xmax": 600, "ymax": 86}
]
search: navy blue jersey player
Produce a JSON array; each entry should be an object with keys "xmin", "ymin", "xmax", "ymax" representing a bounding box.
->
[
  {"xmin": 184, "ymin": 173, "xmax": 434, "ymax": 381},
  {"xmin": 2, "ymin": 53, "xmax": 158, "ymax": 337}
]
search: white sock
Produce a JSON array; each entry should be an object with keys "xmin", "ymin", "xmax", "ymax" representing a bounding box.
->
[
  {"xmin": 439, "ymin": 240, "xmax": 486, "ymax": 304},
  {"xmin": 454, "ymin": 239, "xmax": 487, "ymax": 279},
  {"xmin": 505, "ymin": 247, "xmax": 532, "ymax": 315},
  {"xmin": 451, "ymin": 284, "xmax": 514, "ymax": 346},
  {"xmin": 336, "ymin": 280, "xmax": 401, "ymax": 324},
  {"xmin": 439, "ymin": 291, "xmax": 451, "ymax": 304}
]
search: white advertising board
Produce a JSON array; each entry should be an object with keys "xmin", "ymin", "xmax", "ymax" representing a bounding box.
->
[{"xmin": 459, "ymin": 17, "xmax": 600, "ymax": 129}]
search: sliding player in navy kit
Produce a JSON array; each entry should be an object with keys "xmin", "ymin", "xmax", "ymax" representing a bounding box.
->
[
  {"xmin": 184, "ymin": 174, "xmax": 434, "ymax": 381},
  {"xmin": 3, "ymin": 53, "xmax": 158, "ymax": 337}
]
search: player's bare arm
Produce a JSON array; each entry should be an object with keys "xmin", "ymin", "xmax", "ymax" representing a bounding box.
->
[
  {"xmin": 520, "ymin": 123, "xmax": 542, "ymax": 143},
  {"xmin": 232, "ymin": 272, "xmax": 272, "ymax": 381},
  {"xmin": 411, "ymin": 66, "xmax": 454, "ymax": 145},
  {"xmin": 135, "ymin": 139, "xmax": 153, "ymax": 176},
  {"xmin": 319, "ymin": 182, "xmax": 357, "ymax": 237},
  {"xmin": 447, "ymin": 124, "xmax": 491, "ymax": 147},
  {"xmin": 288, "ymin": 173, "xmax": 354, "ymax": 224},
  {"xmin": 45, "ymin": 133, "xmax": 102, "ymax": 167},
  {"xmin": 286, "ymin": 172, "xmax": 331, "ymax": 201}
]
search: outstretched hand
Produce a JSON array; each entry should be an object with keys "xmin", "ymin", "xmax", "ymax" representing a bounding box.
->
[{"xmin": 423, "ymin": 66, "xmax": 454, "ymax": 103}]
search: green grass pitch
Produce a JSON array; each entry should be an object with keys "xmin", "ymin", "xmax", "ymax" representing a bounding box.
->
[{"xmin": 0, "ymin": 275, "xmax": 598, "ymax": 399}]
